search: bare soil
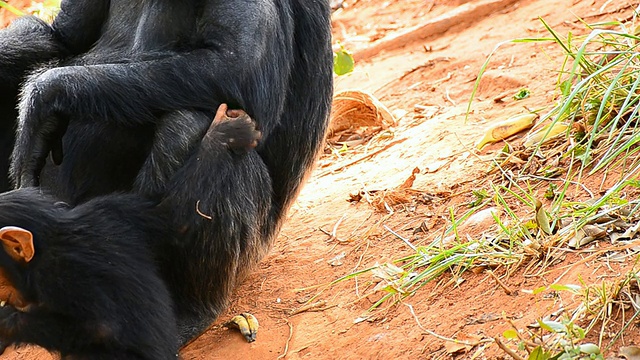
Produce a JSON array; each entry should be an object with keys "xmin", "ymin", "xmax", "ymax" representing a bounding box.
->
[
  {"xmin": 0, "ymin": 0, "xmax": 29, "ymax": 27},
  {"xmin": 2, "ymin": 0, "xmax": 640, "ymax": 359}
]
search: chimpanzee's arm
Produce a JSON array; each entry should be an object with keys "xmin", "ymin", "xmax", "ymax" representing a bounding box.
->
[{"xmin": 12, "ymin": 10, "xmax": 292, "ymax": 188}]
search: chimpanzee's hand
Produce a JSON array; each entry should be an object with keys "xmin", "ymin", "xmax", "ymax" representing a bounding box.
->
[
  {"xmin": 11, "ymin": 68, "xmax": 72, "ymax": 188},
  {"xmin": 209, "ymin": 103, "xmax": 261, "ymax": 154}
]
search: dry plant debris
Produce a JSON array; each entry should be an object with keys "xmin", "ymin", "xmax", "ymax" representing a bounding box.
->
[{"xmin": 328, "ymin": 90, "xmax": 396, "ymax": 146}]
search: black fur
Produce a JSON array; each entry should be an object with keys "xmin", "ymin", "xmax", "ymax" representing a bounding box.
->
[
  {"xmin": 0, "ymin": 0, "xmax": 333, "ymax": 345},
  {"xmin": 0, "ymin": 106, "xmax": 262, "ymax": 357},
  {"xmin": 0, "ymin": 16, "xmax": 63, "ymax": 192},
  {"xmin": 0, "ymin": 188, "xmax": 178, "ymax": 360}
]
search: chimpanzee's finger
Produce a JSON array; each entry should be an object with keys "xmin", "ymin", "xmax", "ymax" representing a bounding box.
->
[
  {"xmin": 213, "ymin": 103, "xmax": 229, "ymax": 124},
  {"xmin": 23, "ymin": 133, "xmax": 53, "ymax": 188}
]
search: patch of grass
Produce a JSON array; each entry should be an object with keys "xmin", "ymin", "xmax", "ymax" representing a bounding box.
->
[
  {"xmin": 318, "ymin": 10, "xmax": 640, "ymax": 356},
  {"xmin": 469, "ymin": 17, "xmax": 640, "ymax": 186},
  {"xmin": 367, "ymin": 234, "xmax": 525, "ymax": 310},
  {"xmin": 536, "ymin": 19, "xmax": 640, "ymax": 176},
  {"xmin": 0, "ymin": 0, "xmax": 24, "ymax": 16},
  {"xmin": 464, "ymin": 15, "xmax": 640, "ymax": 354},
  {"xmin": 497, "ymin": 265, "xmax": 640, "ymax": 358},
  {"xmin": 25, "ymin": 0, "xmax": 61, "ymax": 23},
  {"xmin": 0, "ymin": 0, "xmax": 61, "ymax": 22},
  {"xmin": 467, "ymin": 16, "xmax": 640, "ymax": 244},
  {"xmin": 500, "ymin": 308, "xmax": 604, "ymax": 359},
  {"xmin": 337, "ymin": 185, "xmax": 547, "ymax": 311}
]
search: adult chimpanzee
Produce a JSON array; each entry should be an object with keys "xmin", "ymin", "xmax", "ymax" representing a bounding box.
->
[
  {"xmin": 0, "ymin": 106, "xmax": 263, "ymax": 358},
  {"xmin": 0, "ymin": 0, "xmax": 333, "ymax": 347}
]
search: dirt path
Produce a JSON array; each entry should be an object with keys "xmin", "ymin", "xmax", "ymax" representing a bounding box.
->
[
  {"xmin": 183, "ymin": 1, "xmax": 640, "ymax": 359},
  {"xmin": 1, "ymin": 0, "xmax": 640, "ymax": 359}
]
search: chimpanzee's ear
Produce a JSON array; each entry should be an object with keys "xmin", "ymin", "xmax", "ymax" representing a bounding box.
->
[{"xmin": 0, "ymin": 226, "xmax": 35, "ymax": 262}]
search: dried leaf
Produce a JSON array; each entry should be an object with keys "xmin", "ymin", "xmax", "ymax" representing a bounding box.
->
[
  {"xmin": 371, "ymin": 262, "xmax": 405, "ymax": 281},
  {"xmin": 568, "ymin": 224, "xmax": 606, "ymax": 249},
  {"xmin": 476, "ymin": 113, "xmax": 537, "ymax": 150},
  {"xmin": 523, "ymin": 122, "xmax": 569, "ymax": 148},
  {"xmin": 620, "ymin": 345, "xmax": 640, "ymax": 360},
  {"xmin": 444, "ymin": 333, "xmax": 482, "ymax": 354},
  {"xmin": 328, "ymin": 252, "xmax": 346, "ymax": 266},
  {"xmin": 535, "ymin": 199, "xmax": 552, "ymax": 235},
  {"xmin": 444, "ymin": 340, "xmax": 467, "ymax": 354},
  {"xmin": 582, "ymin": 224, "xmax": 606, "ymax": 238},
  {"xmin": 620, "ymin": 222, "xmax": 640, "ymax": 240},
  {"xmin": 399, "ymin": 167, "xmax": 420, "ymax": 189}
]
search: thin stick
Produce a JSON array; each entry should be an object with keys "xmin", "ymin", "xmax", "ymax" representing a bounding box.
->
[
  {"xmin": 445, "ymin": 87, "xmax": 456, "ymax": 106},
  {"xmin": 290, "ymin": 300, "xmax": 327, "ymax": 315},
  {"xmin": 384, "ymin": 225, "xmax": 417, "ymax": 251},
  {"xmin": 319, "ymin": 137, "xmax": 408, "ymax": 177},
  {"xmin": 277, "ymin": 320, "xmax": 294, "ymax": 360},
  {"xmin": 330, "ymin": 215, "xmax": 347, "ymax": 242},
  {"xmin": 487, "ymin": 270, "xmax": 514, "ymax": 295},
  {"xmin": 493, "ymin": 337, "xmax": 525, "ymax": 360},
  {"xmin": 405, "ymin": 304, "xmax": 491, "ymax": 346}
]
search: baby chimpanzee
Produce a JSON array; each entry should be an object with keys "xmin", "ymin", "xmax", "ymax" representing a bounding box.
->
[{"xmin": 0, "ymin": 188, "xmax": 177, "ymax": 360}]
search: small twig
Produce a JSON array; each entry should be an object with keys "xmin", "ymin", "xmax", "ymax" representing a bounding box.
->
[
  {"xmin": 290, "ymin": 300, "xmax": 328, "ymax": 315},
  {"xmin": 398, "ymin": 58, "xmax": 450, "ymax": 81},
  {"xmin": 519, "ymin": 174, "xmax": 594, "ymax": 197},
  {"xmin": 384, "ymin": 225, "xmax": 417, "ymax": 251},
  {"xmin": 487, "ymin": 270, "xmax": 515, "ymax": 296},
  {"xmin": 375, "ymin": 56, "xmax": 450, "ymax": 95},
  {"xmin": 444, "ymin": 87, "xmax": 456, "ymax": 106},
  {"xmin": 277, "ymin": 319, "xmax": 294, "ymax": 360},
  {"xmin": 353, "ymin": 240, "xmax": 370, "ymax": 271},
  {"xmin": 405, "ymin": 304, "xmax": 492, "ymax": 346},
  {"xmin": 319, "ymin": 137, "xmax": 408, "ymax": 177},
  {"xmin": 332, "ymin": 215, "xmax": 346, "ymax": 241},
  {"xmin": 493, "ymin": 337, "xmax": 525, "ymax": 360},
  {"xmin": 195, "ymin": 200, "xmax": 213, "ymax": 220},
  {"xmin": 319, "ymin": 215, "xmax": 347, "ymax": 242},
  {"xmin": 506, "ymin": 318, "xmax": 537, "ymax": 350}
]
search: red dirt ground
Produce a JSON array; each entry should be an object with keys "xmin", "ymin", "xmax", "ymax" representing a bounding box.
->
[
  {"xmin": 0, "ymin": 0, "xmax": 29, "ymax": 27},
  {"xmin": 2, "ymin": 0, "xmax": 640, "ymax": 359}
]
